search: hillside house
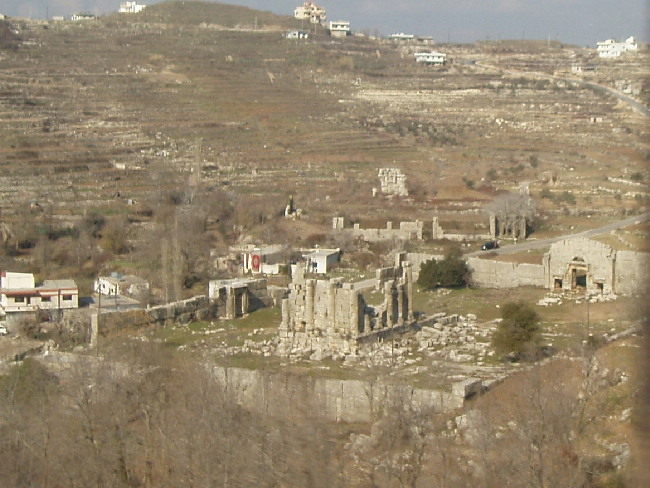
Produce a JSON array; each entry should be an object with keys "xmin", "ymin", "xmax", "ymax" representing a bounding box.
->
[
  {"xmin": 414, "ymin": 51, "xmax": 447, "ymax": 65},
  {"xmin": 0, "ymin": 271, "xmax": 78, "ymax": 315},
  {"xmin": 119, "ymin": 2, "xmax": 146, "ymax": 14},
  {"xmin": 71, "ymin": 12, "xmax": 96, "ymax": 21},
  {"xmin": 388, "ymin": 33, "xmax": 414, "ymax": 41},
  {"xmin": 285, "ymin": 30, "xmax": 309, "ymax": 40},
  {"xmin": 329, "ymin": 21, "xmax": 351, "ymax": 38},
  {"xmin": 231, "ymin": 244, "xmax": 288, "ymax": 275},
  {"xmin": 597, "ymin": 36, "xmax": 638, "ymax": 58},
  {"xmin": 294, "ymin": 2, "xmax": 326, "ymax": 24},
  {"xmin": 304, "ymin": 248, "xmax": 341, "ymax": 274},
  {"xmin": 94, "ymin": 272, "xmax": 149, "ymax": 298}
]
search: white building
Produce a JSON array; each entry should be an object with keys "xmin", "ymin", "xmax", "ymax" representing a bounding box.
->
[
  {"xmin": 596, "ymin": 36, "xmax": 638, "ymax": 58},
  {"xmin": 285, "ymin": 30, "xmax": 309, "ymax": 40},
  {"xmin": 0, "ymin": 271, "xmax": 78, "ymax": 314},
  {"xmin": 119, "ymin": 2, "xmax": 146, "ymax": 14},
  {"xmin": 304, "ymin": 248, "xmax": 340, "ymax": 274},
  {"xmin": 388, "ymin": 33, "xmax": 414, "ymax": 41},
  {"xmin": 329, "ymin": 21, "xmax": 350, "ymax": 38},
  {"xmin": 71, "ymin": 12, "xmax": 96, "ymax": 21},
  {"xmin": 231, "ymin": 244, "xmax": 288, "ymax": 275},
  {"xmin": 94, "ymin": 272, "xmax": 149, "ymax": 298},
  {"xmin": 414, "ymin": 51, "xmax": 447, "ymax": 65},
  {"xmin": 294, "ymin": 2, "xmax": 326, "ymax": 24}
]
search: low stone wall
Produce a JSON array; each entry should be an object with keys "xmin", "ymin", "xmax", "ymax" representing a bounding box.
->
[
  {"xmin": 466, "ymin": 257, "xmax": 545, "ymax": 289},
  {"xmin": 211, "ymin": 366, "xmax": 467, "ymax": 422},
  {"xmin": 98, "ymin": 296, "xmax": 216, "ymax": 335}
]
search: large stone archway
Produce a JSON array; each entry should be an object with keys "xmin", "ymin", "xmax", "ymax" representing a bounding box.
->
[{"xmin": 544, "ymin": 238, "xmax": 615, "ymax": 294}]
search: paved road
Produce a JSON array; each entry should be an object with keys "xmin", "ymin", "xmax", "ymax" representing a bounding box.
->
[
  {"xmin": 465, "ymin": 212, "xmax": 650, "ymax": 257},
  {"xmin": 475, "ymin": 62, "xmax": 650, "ymax": 117}
]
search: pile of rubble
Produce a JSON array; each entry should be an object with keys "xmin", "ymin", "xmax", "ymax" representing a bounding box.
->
[
  {"xmin": 537, "ymin": 291, "xmax": 618, "ymax": 307},
  {"xmin": 415, "ymin": 313, "xmax": 497, "ymax": 363}
]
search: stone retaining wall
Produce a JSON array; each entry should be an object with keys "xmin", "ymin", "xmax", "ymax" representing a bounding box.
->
[
  {"xmin": 210, "ymin": 366, "xmax": 467, "ymax": 422},
  {"xmin": 467, "ymin": 257, "xmax": 545, "ymax": 288},
  {"xmin": 97, "ymin": 296, "xmax": 215, "ymax": 335}
]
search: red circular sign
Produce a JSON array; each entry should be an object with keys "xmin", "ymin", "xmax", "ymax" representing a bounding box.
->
[{"xmin": 251, "ymin": 254, "xmax": 261, "ymax": 271}]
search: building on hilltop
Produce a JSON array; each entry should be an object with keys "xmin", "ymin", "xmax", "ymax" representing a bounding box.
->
[
  {"xmin": 0, "ymin": 271, "xmax": 78, "ymax": 317},
  {"xmin": 596, "ymin": 36, "xmax": 638, "ymax": 58},
  {"xmin": 388, "ymin": 33, "xmax": 415, "ymax": 41},
  {"xmin": 285, "ymin": 30, "xmax": 309, "ymax": 40},
  {"xmin": 71, "ymin": 12, "xmax": 96, "ymax": 21},
  {"xmin": 294, "ymin": 2, "xmax": 326, "ymax": 24},
  {"xmin": 328, "ymin": 21, "xmax": 351, "ymax": 38},
  {"xmin": 119, "ymin": 2, "xmax": 147, "ymax": 14},
  {"xmin": 414, "ymin": 51, "xmax": 447, "ymax": 65}
]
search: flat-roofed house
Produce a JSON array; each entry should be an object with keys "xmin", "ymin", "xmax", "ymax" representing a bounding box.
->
[
  {"xmin": 304, "ymin": 248, "xmax": 341, "ymax": 274},
  {"xmin": 0, "ymin": 271, "xmax": 78, "ymax": 314},
  {"xmin": 94, "ymin": 272, "xmax": 149, "ymax": 298},
  {"xmin": 329, "ymin": 21, "xmax": 350, "ymax": 38},
  {"xmin": 414, "ymin": 51, "xmax": 447, "ymax": 65}
]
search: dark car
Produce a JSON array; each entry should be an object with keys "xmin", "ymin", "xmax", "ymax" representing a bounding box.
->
[{"xmin": 481, "ymin": 240, "xmax": 499, "ymax": 251}]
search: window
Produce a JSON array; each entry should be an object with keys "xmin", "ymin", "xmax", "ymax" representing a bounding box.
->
[
  {"xmin": 42, "ymin": 296, "xmax": 51, "ymax": 302},
  {"xmin": 14, "ymin": 296, "xmax": 25, "ymax": 303},
  {"xmin": 62, "ymin": 294, "xmax": 73, "ymax": 301}
]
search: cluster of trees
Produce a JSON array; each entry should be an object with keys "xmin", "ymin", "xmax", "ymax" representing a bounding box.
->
[{"xmin": 0, "ymin": 340, "xmax": 633, "ymax": 488}]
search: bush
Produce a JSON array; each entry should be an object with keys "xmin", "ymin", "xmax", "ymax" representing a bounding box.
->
[
  {"xmin": 492, "ymin": 301, "xmax": 541, "ymax": 361},
  {"xmin": 417, "ymin": 249, "xmax": 469, "ymax": 289}
]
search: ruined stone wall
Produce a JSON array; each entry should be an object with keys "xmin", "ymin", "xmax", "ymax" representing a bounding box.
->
[
  {"xmin": 341, "ymin": 219, "xmax": 423, "ymax": 242},
  {"xmin": 378, "ymin": 168, "xmax": 408, "ymax": 196},
  {"xmin": 98, "ymin": 296, "xmax": 215, "ymax": 335},
  {"xmin": 467, "ymin": 257, "xmax": 545, "ymax": 289},
  {"xmin": 544, "ymin": 238, "xmax": 615, "ymax": 293},
  {"xmin": 613, "ymin": 250, "xmax": 650, "ymax": 296},
  {"xmin": 278, "ymin": 264, "xmax": 414, "ymax": 357}
]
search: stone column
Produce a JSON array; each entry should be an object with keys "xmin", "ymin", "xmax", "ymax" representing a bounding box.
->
[
  {"xmin": 349, "ymin": 290, "xmax": 360, "ymax": 335},
  {"xmin": 225, "ymin": 287, "xmax": 235, "ymax": 319},
  {"xmin": 328, "ymin": 281, "xmax": 337, "ymax": 330},
  {"xmin": 489, "ymin": 214, "xmax": 497, "ymax": 238},
  {"xmin": 280, "ymin": 298, "xmax": 289, "ymax": 329},
  {"xmin": 305, "ymin": 279, "xmax": 315, "ymax": 332},
  {"xmin": 384, "ymin": 280, "xmax": 394, "ymax": 327},
  {"xmin": 404, "ymin": 263, "xmax": 414, "ymax": 321},
  {"xmin": 432, "ymin": 217, "xmax": 441, "ymax": 239},
  {"xmin": 396, "ymin": 283, "xmax": 404, "ymax": 326},
  {"xmin": 241, "ymin": 289, "xmax": 249, "ymax": 316},
  {"xmin": 518, "ymin": 217, "xmax": 527, "ymax": 239}
]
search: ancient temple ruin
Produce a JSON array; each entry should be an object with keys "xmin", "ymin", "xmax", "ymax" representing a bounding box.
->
[
  {"xmin": 277, "ymin": 262, "xmax": 415, "ymax": 357},
  {"xmin": 378, "ymin": 168, "xmax": 409, "ymax": 196}
]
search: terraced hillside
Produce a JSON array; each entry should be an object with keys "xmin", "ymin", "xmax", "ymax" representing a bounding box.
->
[{"xmin": 0, "ymin": 1, "xmax": 648, "ymax": 273}]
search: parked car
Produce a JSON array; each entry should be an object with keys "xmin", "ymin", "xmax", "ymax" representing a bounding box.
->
[{"xmin": 481, "ymin": 240, "xmax": 499, "ymax": 251}]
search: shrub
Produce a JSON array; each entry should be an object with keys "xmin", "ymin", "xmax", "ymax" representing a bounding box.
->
[
  {"xmin": 417, "ymin": 249, "xmax": 469, "ymax": 289},
  {"xmin": 492, "ymin": 301, "xmax": 541, "ymax": 361}
]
